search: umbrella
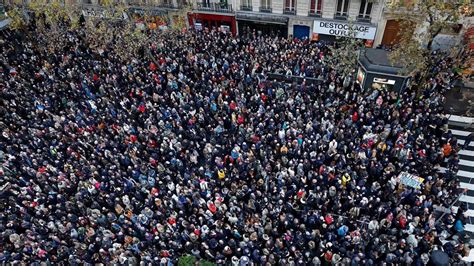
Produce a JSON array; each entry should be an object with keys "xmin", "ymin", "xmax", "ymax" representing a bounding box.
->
[{"xmin": 430, "ymin": 250, "xmax": 450, "ymax": 266}]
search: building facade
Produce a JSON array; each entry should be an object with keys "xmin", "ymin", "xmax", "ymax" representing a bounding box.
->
[{"xmin": 189, "ymin": 0, "xmax": 386, "ymax": 46}]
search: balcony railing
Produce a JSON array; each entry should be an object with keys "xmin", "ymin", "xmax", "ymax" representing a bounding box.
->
[
  {"xmin": 259, "ymin": 6, "xmax": 272, "ymax": 12},
  {"xmin": 308, "ymin": 9, "xmax": 322, "ymax": 17},
  {"xmin": 196, "ymin": 2, "xmax": 233, "ymax": 12},
  {"xmin": 158, "ymin": 2, "xmax": 175, "ymax": 8},
  {"xmin": 357, "ymin": 15, "xmax": 371, "ymax": 23},
  {"xmin": 334, "ymin": 12, "xmax": 348, "ymax": 20},
  {"xmin": 240, "ymin": 5, "xmax": 252, "ymax": 11},
  {"xmin": 283, "ymin": 7, "xmax": 296, "ymax": 15}
]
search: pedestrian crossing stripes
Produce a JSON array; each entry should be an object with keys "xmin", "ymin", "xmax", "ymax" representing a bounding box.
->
[
  {"xmin": 465, "ymin": 224, "xmax": 474, "ymax": 233},
  {"xmin": 460, "ymin": 195, "xmax": 474, "ymax": 204},
  {"xmin": 450, "ymin": 206, "xmax": 474, "ymax": 217},
  {"xmin": 460, "ymin": 182, "xmax": 474, "ymax": 191},
  {"xmin": 458, "ymin": 139, "xmax": 474, "ymax": 147},
  {"xmin": 448, "ymin": 115, "xmax": 474, "ymax": 124},
  {"xmin": 458, "ymin": 170, "xmax": 474, "ymax": 179},
  {"xmin": 451, "ymin": 129, "xmax": 472, "ymax": 137},
  {"xmin": 461, "ymin": 159, "xmax": 474, "ymax": 168},
  {"xmin": 450, "ymin": 118, "xmax": 474, "ymax": 262},
  {"xmin": 445, "ymin": 118, "xmax": 474, "ymax": 241},
  {"xmin": 460, "ymin": 150, "xmax": 474, "ymax": 157}
]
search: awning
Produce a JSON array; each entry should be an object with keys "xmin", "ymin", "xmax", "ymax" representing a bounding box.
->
[
  {"xmin": 236, "ymin": 12, "xmax": 288, "ymax": 25},
  {"xmin": 358, "ymin": 48, "xmax": 409, "ymax": 77},
  {"xmin": 128, "ymin": 7, "xmax": 168, "ymax": 16}
]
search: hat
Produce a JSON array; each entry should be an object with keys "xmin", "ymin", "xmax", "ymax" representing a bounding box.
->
[
  {"xmin": 208, "ymin": 202, "xmax": 217, "ymax": 213},
  {"xmin": 250, "ymin": 232, "xmax": 258, "ymax": 241},
  {"xmin": 218, "ymin": 169, "xmax": 225, "ymax": 179},
  {"xmin": 325, "ymin": 215, "xmax": 334, "ymax": 225},
  {"xmin": 324, "ymin": 251, "xmax": 333, "ymax": 262}
]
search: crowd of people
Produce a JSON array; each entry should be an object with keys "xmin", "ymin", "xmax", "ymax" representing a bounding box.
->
[{"xmin": 0, "ymin": 24, "xmax": 469, "ymax": 265}]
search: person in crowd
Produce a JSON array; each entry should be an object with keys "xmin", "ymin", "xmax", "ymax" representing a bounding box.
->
[{"xmin": 0, "ymin": 26, "xmax": 466, "ymax": 265}]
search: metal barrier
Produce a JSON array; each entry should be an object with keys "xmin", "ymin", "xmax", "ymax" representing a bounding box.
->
[{"xmin": 266, "ymin": 72, "xmax": 325, "ymax": 85}]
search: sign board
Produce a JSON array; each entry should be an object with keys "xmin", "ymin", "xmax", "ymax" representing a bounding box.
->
[
  {"xmin": 313, "ymin": 20, "xmax": 377, "ymax": 40},
  {"xmin": 220, "ymin": 25, "xmax": 230, "ymax": 33},
  {"xmin": 195, "ymin": 22, "xmax": 203, "ymax": 31},
  {"xmin": 236, "ymin": 12, "xmax": 289, "ymax": 25},
  {"xmin": 398, "ymin": 172, "xmax": 424, "ymax": 189},
  {"xmin": 373, "ymin": 77, "xmax": 396, "ymax": 85}
]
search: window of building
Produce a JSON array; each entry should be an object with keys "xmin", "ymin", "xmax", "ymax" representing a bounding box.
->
[
  {"xmin": 309, "ymin": 0, "xmax": 322, "ymax": 16},
  {"xmin": 241, "ymin": 0, "xmax": 252, "ymax": 10},
  {"xmin": 284, "ymin": 0, "xmax": 296, "ymax": 14},
  {"xmin": 260, "ymin": 0, "xmax": 271, "ymax": 12},
  {"xmin": 335, "ymin": 0, "xmax": 349, "ymax": 19},
  {"xmin": 358, "ymin": 0, "xmax": 373, "ymax": 21}
]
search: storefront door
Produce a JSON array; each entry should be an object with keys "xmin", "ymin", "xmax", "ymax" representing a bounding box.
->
[
  {"xmin": 293, "ymin": 25, "xmax": 310, "ymax": 40},
  {"xmin": 381, "ymin": 20, "xmax": 401, "ymax": 46}
]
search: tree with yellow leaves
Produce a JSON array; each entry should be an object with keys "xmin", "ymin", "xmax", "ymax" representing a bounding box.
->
[
  {"xmin": 388, "ymin": 0, "xmax": 472, "ymax": 79},
  {"xmin": 3, "ymin": 0, "xmax": 190, "ymax": 61}
]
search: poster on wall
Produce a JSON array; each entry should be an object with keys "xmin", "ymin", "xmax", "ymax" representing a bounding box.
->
[
  {"xmin": 373, "ymin": 77, "xmax": 396, "ymax": 85},
  {"xmin": 195, "ymin": 22, "xmax": 203, "ymax": 31},
  {"xmin": 313, "ymin": 20, "xmax": 377, "ymax": 40},
  {"xmin": 220, "ymin": 25, "xmax": 230, "ymax": 33},
  {"xmin": 357, "ymin": 68, "xmax": 365, "ymax": 84}
]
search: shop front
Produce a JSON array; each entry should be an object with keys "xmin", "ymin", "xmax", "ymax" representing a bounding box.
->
[
  {"xmin": 289, "ymin": 18, "xmax": 313, "ymax": 40},
  {"xmin": 312, "ymin": 19, "xmax": 377, "ymax": 47},
  {"xmin": 127, "ymin": 7, "xmax": 172, "ymax": 30},
  {"xmin": 236, "ymin": 12, "xmax": 288, "ymax": 37},
  {"xmin": 188, "ymin": 13, "xmax": 236, "ymax": 35},
  {"xmin": 357, "ymin": 48, "xmax": 410, "ymax": 92}
]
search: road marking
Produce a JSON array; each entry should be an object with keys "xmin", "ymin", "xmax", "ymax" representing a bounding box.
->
[
  {"xmin": 460, "ymin": 159, "xmax": 474, "ymax": 168},
  {"xmin": 458, "ymin": 170, "xmax": 474, "ymax": 179},
  {"xmin": 451, "ymin": 129, "xmax": 472, "ymax": 137},
  {"xmin": 460, "ymin": 182, "xmax": 474, "ymax": 191},
  {"xmin": 459, "ymin": 150, "xmax": 474, "ymax": 157},
  {"xmin": 448, "ymin": 115, "xmax": 474, "ymax": 124},
  {"xmin": 465, "ymin": 223, "xmax": 474, "ymax": 233},
  {"xmin": 457, "ymin": 139, "xmax": 474, "ymax": 147},
  {"xmin": 450, "ymin": 206, "xmax": 474, "ymax": 217},
  {"xmin": 460, "ymin": 195, "xmax": 474, "ymax": 204}
]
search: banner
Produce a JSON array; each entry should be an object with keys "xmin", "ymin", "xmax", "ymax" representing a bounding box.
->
[
  {"xmin": 398, "ymin": 172, "xmax": 424, "ymax": 189},
  {"xmin": 312, "ymin": 20, "xmax": 377, "ymax": 40}
]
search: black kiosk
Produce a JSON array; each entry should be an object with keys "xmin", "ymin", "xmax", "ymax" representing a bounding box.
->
[{"xmin": 357, "ymin": 48, "xmax": 410, "ymax": 92}]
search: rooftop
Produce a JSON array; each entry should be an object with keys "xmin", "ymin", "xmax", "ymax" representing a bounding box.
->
[{"xmin": 359, "ymin": 48, "xmax": 408, "ymax": 76}]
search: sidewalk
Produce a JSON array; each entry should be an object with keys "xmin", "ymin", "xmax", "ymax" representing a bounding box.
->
[{"xmin": 445, "ymin": 85, "xmax": 474, "ymax": 117}]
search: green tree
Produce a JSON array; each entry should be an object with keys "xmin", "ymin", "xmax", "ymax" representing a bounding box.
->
[
  {"xmin": 388, "ymin": 20, "xmax": 426, "ymax": 77},
  {"xmin": 324, "ymin": 22, "xmax": 365, "ymax": 81},
  {"xmin": 3, "ymin": 0, "xmax": 190, "ymax": 61},
  {"xmin": 199, "ymin": 260, "xmax": 216, "ymax": 266},
  {"xmin": 177, "ymin": 255, "xmax": 197, "ymax": 266},
  {"xmin": 168, "ymin": 2, "xmax": 192, "ymax": 31}
]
